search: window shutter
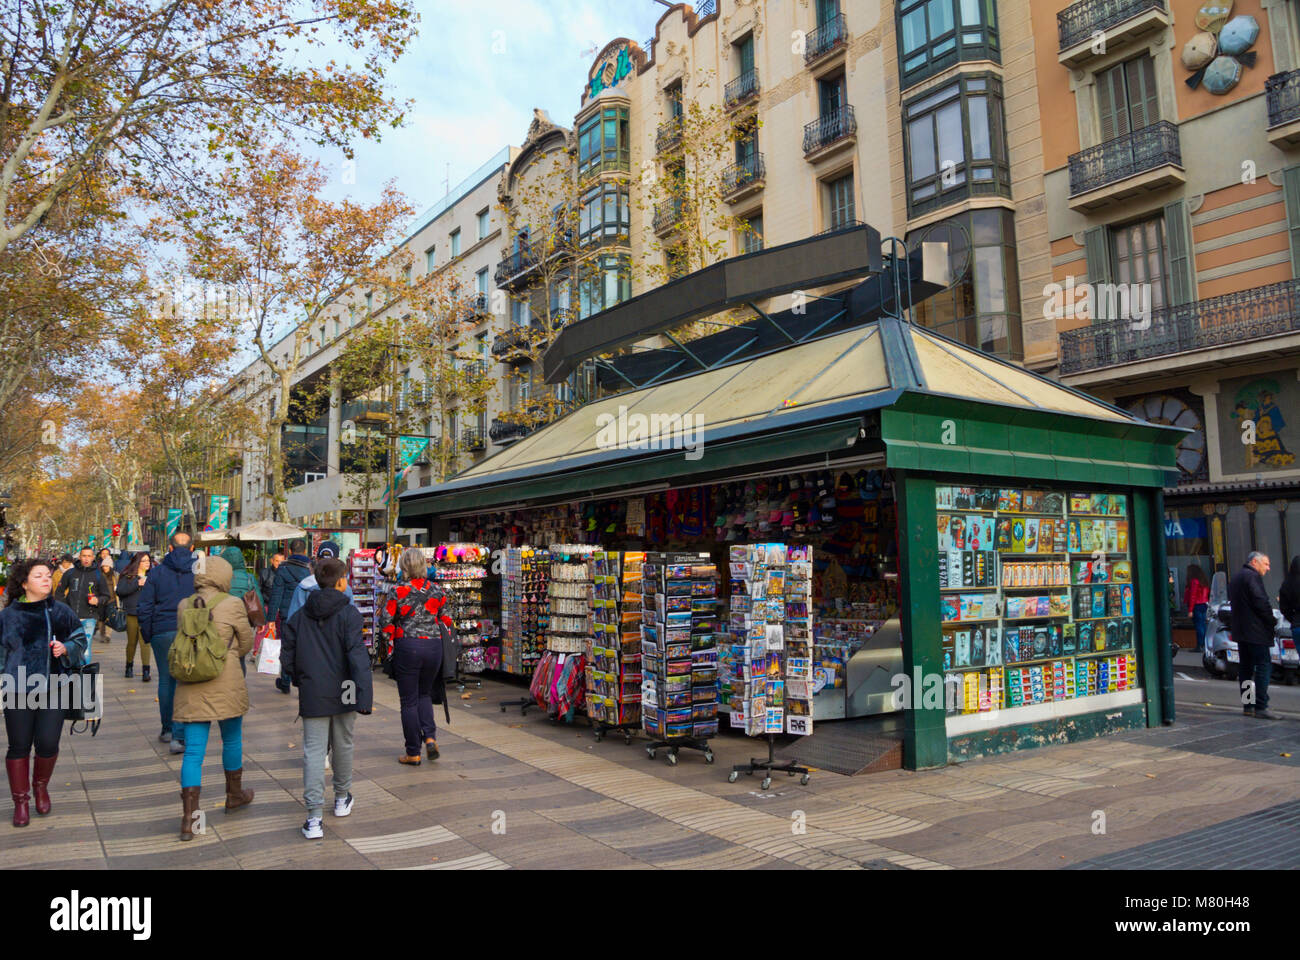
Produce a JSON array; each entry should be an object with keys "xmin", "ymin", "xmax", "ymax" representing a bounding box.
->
[
  {"xmin": 1096, "ymin": 65, "xmax": 1123, "ymax": 143},
  {"xmin": 1163, "ymin": 200, "xmax": 1195, "ymax": 306},
  {"xmin": 1284, "ymin": 164, "xmax": 1300, "ymax": 278},
  {"xmin": 1125, "ymin": 55, "xmax": 1159, "ymax": 132},
  {"xmin": 1083, "ymin": 226, "xmax": 1112, "ymax": 321}
]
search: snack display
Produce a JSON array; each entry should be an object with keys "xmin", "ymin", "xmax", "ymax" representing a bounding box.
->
[{"xmin": 937, "ymin": 485, "xmax": 1140, "ymax": 716}]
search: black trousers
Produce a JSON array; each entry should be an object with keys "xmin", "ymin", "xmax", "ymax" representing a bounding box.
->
[
  {"xmin": 394, "ymin": 637, "xmax": 443, "ymax": 756},
  {"xmin": 1238, "ymin": 643, "xmax": 1272, "ymax": 711},
  {"xmin": 4, "ymin": 706, "xmax": 64, "ymax": 759}
]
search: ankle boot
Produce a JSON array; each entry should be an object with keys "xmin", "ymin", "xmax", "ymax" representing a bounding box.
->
[
  {"xmin": 180, "ymin": 786, "xmax": 201, "ymax": 841},
  {"xmin": 142, "ymin": 665, "xmax": 151, "ymax": 682},
  {"xmin": 125, "ymin": 664, "xmax": 133, "ymax": 679},
  {"xmin": 223, "ymin": 768, "xmax": 254, "ymax": 813},
  {"xmin": 32, "ymin": 754, "xmax": 56, "ymax": 816},
  {"xmin": 5, "ymin": 757, "xmax": 30, "ymax": 828}
]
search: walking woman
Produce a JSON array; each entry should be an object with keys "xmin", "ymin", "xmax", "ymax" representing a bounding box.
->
[
  {"xmin": 1185, "ymin": 564, "xmax": 1211, "ymax": 652},
  {"xmin": 378, "ymin": 547, "xmax": 453, "ymax": 765},
  {"xmin": 95, "ymin": 553, "xmax": 118, "ymax": 646},
  {"xmin": 0, "ymin": 559, "xmax": 88, "ymax": 826},
  {"xmin": 116, "ymin": 553, "xmax": 153, "ymax": 681},
  {"xmin": 170, "ymin": 556, "xmax": 255, "ymax": 840}
]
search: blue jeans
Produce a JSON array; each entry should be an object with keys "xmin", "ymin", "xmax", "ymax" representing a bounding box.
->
[
  {"xmin": 149, "ymin": 631, "xmax": 179, "ymax": 740},
  {"xmin": 1193, "ymin": 603, "xmax": 1208, "ymax": 651},
  {"xmin": 179, "ymin": 717, "xmax": 243, "ymax": 788},
  {"xmin": 80, "ymin": 618, "xmax": 96, "ymax": 663}
]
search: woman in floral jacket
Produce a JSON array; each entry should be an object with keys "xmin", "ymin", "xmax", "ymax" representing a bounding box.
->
[{"xmin": 378, "ymin": 548, "xmax": 454, "ymax": 765}]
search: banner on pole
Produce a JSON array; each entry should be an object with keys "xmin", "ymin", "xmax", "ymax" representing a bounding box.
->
[
  {"xmin": 204, "ymin": 495, "xmax": 231, "ymax": 532},
  {"xmin": 165, "ymin": 509, "xmax": 183, "ymax": 540}
]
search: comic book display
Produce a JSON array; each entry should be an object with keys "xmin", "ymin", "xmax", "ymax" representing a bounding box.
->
[{"xmin": 936, "ymin": 486, "xmax": 1139, "ymax": 715}]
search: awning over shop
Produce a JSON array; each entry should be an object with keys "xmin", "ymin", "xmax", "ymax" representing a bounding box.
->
[{"xmin": 400, "ymin": 317, "xmax": 1184, "ymax": 523}]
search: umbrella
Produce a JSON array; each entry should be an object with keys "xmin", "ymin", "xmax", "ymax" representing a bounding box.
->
[
  {"xmin": 194, "ymin": 528, "xmax": 235, "ymax": 544},
  {"xmin": 233, "ymin": 520, "xmax": 306, "ymax": 542}
]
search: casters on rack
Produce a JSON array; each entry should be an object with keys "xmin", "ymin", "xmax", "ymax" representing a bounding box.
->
[
  {"xmin": 593, "ymin": 732, "xmax": 603, "ymax": 742},
  {"xmin": 800, "ymin": 774, "xmax": 811, "ymax": 786},
  {"xmin": 499, "ymin": 705, "xmax": 506, "ymax": 713},
  {"xmin": 667, "ymin": 751, "xmax": 678, "ymax": 766},
  {"xmin": 728, "ymin": 770, "xmax": 739, "ymax": 783},
  {"xmin": 704, "ymin": 750, "xmax": 714, "ymax": 764},
  {"xmin": 646, "ymin": 747, "xmax": 656, "ymax": 760},
  {"xmin": 624, "ymin": 733, "xmax": 633, "ymax": 745},
  {"xmin": 761, "ymin": 777, "xmax": 772, "ymax": 791}
]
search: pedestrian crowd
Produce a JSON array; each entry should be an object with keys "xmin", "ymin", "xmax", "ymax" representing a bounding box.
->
[{"xmin": 1, "ymin": 536, "xmax": 454, "ymax": 841}]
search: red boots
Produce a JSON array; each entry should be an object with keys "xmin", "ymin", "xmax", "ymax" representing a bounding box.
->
[
  {"xmin": 32, "ymin": 754, "xmax": 56, "ymax": 816},
  {"xmin": 5, "ymin": 757, "xmax": 30, "ymax": 827}
]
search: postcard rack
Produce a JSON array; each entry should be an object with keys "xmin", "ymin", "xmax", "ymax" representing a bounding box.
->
[
  {"xmin": 524, "ymin": 544, "xmax": 597, "ymax": 723},
  {"xmin": 500, "ymin": 546, "xmax": 550, "ymax": 716},
  {"xmin": 587, "ymin": 551, "xmax": 645, "ymax": 744},
  {"xmin": 640, "ymin": 552, "xmax": 719, "ymax": 765},
  {"xmin": 425, "ymin": 543, "xmax": 489, "ymax": 690}
]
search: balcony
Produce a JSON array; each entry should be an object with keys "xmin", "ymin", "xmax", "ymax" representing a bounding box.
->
[
  {"xmin": 459, "ymin": 358, "xmax": 488, "ymax": 379},
  {"xmin": 803, "ymin": 105, "xmax": 857, "ymax": 159},
  {"xmin": 653, "ymin": 199, "xmax": 683, "ymax": 236},
  {"xmin": 461, "ymin": 292, "xmax": 491, "ymax": 321},
  {"xmin": 656, "ymin": 116, "xmax": 683, "ymax": 153},
  {"xmin": 339, "ymin": 400, "xmax": 391, "ymax": 425},
  {"xmin": 1058, "ymin": 0, "xmax": 1168, "ymax": 67},
  {"xmin": 1067, "ymin": 120, "xmax": 1183, "ymax": 211},
  {"xmin": 494, "ymin": 247, "xmax": 539, "ymax": 286},
  {"xmin": 460, "ymin": 426, "xmax": 485, "ymax": 452},
  {"xmin": 695, "ymin": 0, "xmax": 716, "ymax": 16},
  {"xmin": 490, "ymin": 326, "xmax": 533, "ymax": 364},
  {"xmin": 1267, "ymin": 70, "xmax": 1300, "ymax": 147},
  {"xmin": 722, "ymin": 153, "xmax": 766, "ymax": 202},
  {"xmin": 805, "ymin": 13, "xmax": 848, "ymax": 68},
  {"xmin": 725, "ymin": 69, "xmax": 760, "ymax": 110},
  {"xmin": 489, "ymin": 417, "xmax": 535, "ymax": 445},
  {"xmin": 1059, "ymin": 279, "xmax": 1300, "ymax": 377},
  {"xmin": 493, "ymin": 233, "xmax": 572, "ymax": 287}
]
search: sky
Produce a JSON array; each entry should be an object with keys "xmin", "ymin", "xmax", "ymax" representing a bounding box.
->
[{"xmin": 312, "ymin": 0, "xmax": 666, "ymax": 218}]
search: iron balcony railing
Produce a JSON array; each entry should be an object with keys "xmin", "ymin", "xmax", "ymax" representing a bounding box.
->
[
  {"xmin": 494, "ymin": 247, "xmax": 539, "ymax": 285},
  {"xmin": 805, "ymin": 13, "xmax": 848, "ymax": 64},
  {"xmin": 1267, "ymin": 69, "xmax": 1300, "ymax": 128},
  {"xmin": 1059, "ymin": 278, "xmax": 1300, "ymax": 374},
  {"xmin": 725, "ymin": 68, "xmax": 760, "ymax": 109},
  {"xmin": 489, "ymin": 417, "xmax": 534, "ymax": 445},
  {"xmin": 459, "ymin": 358, "xmax": 488, "ymax": 378},
  {"xmin": 490, "ymin": 326, "xmax": 531, "ymax": 359},
  {"xmin": 1058, "ymin": 0, "xmax": 1165, "ymax": 52},
  {"xmin": 722, "ymin": 153, "xmax": 766, "ymax": 196},
  {"xmin": 803, "ymin": 104, "xmax": 857, "ymax": 154},
  {"xmin": 462, "ymin": 292, "xmax": 490, "ymax": 320},
  {"xmin": 1067, "ymin": 120, "xmax": 1180, "ymax": 196},
  {"xmin": 695, "ymin": 0, "xmax": 716, "ymax": 16},
  {"xmin": 653, "ymin": 199, "xmax": 683, "ymax": 233},
  {"xmin": 656, "ymin": 116, "xmax": 683, "ymax": 152},
  {"xmin": 461, "ymin": 426, "xmax": 485, "ymax": 452}
]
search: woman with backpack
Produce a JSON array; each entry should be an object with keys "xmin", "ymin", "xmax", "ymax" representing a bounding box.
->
[
  {"xmin": 0, "ymin": 559, "xmax": 88, "ymax": 826},
  {"xmin": 170, "ymin": 555, "xmax": 254, "ymax": 841},
  {"xmin": 116, "ymin": 553, "xmax": 153, "ymax": 680}
]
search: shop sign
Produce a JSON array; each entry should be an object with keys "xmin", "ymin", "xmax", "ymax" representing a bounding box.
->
[
  {"xmin": 588, "ymin": 43, "xmax": 633, "ymax": 99},
  {"xmin": 1164, "ymin": 517, "xmax": 1207, "ymax": 539}
]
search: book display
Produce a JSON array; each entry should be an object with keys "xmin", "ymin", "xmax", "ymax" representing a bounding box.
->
[
  {"xmin": 586, "ymin": 550, "xmax": 645, "ymax": 742},
  {"xmin": 347, "ymin": 549, "xmax": 382, "ymax": 665},
  {"xmin": 640, "ymin": 552, "xmax": 719, "ymax": 765},
  {"xmin": 526, "ymin": 544, "xmax": 597, "ymax": 722},
  {"xmin": 723, "ymin": 543, "xmax": 814, "ymax": 789},
  {"xmin": 499, "ymin": 546, "xmax": 550, "ymax": 677},
  {"xmin": 429, "ymin": 544, "xmax": 490, "ymax": 681},
  {"xmin": 936, "ymin": 485, "xmax": 1140, "ymax": 716}
]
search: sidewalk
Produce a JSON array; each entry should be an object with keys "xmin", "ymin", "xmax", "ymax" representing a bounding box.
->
[{"xmin": 6, "ymin": 633, "xmax": 1299, "ymax": 870}]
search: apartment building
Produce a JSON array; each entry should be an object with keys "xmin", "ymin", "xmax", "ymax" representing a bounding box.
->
[
  {"xmin": 225, "ymin": 147, "xmax": 521, "ymax": 540},
  {"xmin": 1035, "ymin": 0, "xmax": 1300, "ymax": 594}
]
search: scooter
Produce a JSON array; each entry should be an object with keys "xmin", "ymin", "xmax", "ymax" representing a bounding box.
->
[{"xmin": 1204, "ymin": 600, "xmax": 1299, "ymax": 684}]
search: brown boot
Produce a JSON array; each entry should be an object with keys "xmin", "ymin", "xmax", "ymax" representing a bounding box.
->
[
  {"xmin": 180, "ymin": 786, "xmax": 201, "ymax": 841},
  {"xmin": 223, "ymin": 768, "xmax": 254, "ymax": 813},
  {"xmin": 5, "ymin": 757, "xmax": 30, "ymax": 828},
  {"xmin": 32, "ymin": 753, "xmax": 56, "ymax": 816}
]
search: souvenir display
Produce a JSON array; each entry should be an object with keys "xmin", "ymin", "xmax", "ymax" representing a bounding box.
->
[
  {"xmin": 500, "ymin": 546, "xmax": 549, "ymax": 676},
  {"xmin": 585, "ymin": 551, "xmax": 644, "ymax": 736},
  {"xmin": 936, "ymin": 484, "xmax": 1140, "ymax": 715},
  {"xmin": 347, "ymin": 549, "xmax": 381, "ymax": 659},
  {"xmin": 428, "ymin": 543, "xmax": 491, "ymax": 675},
  {"xmin": 724, "ymin": 543, "xmax": 814, "ymax": 738},
  {"xmin": 641, "ymin": 552, "xmax": 719, "ymax": 763}
]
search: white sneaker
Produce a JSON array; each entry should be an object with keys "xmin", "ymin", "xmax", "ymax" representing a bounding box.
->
[
  {"xmin": 324, "ymin": 750, "xmax": 332, "ymax": 770},
  {"xmin": 301, "ymin": 817, "xmax": 323, "ymax": 839},
  {"xmin": 333, "ymin": 793, "xmax": 354, "ymax": 817}
]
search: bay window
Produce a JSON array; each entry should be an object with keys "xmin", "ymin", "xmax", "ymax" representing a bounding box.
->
[
  {"xmin": 904, "ymin": 74, "xmax": 1009, "ymax": 217},
  {"xmin": 897, "ymin": 0, "xmax": 1000, "ymax": 90}
]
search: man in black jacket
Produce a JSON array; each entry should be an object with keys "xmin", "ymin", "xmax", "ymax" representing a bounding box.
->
[
  {"xmin": 138, "ymin": 533, "xmax": 197, "ymax": 751},
  {"xmin": 282, "ymin": 558, "xmax": 372, "ymax": 840},
  {"xmin": 52, "ymin": 547, "xmax": 107, "ymax": 663},
  {"xmin": 269, "ymin": 540, "xmax": 312, "ymax": 694},
  {"xmin": 1229, "ymin": 552, "xmax": 1279, "ymax": 719},
  {"xmin": 258, "ymin": 552, "xmax": 284, "ymax": 606}
]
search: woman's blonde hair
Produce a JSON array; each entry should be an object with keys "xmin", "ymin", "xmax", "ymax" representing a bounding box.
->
[{"xmin": 399, "ymin": 547, "xmax": 428, "ymax": 581}]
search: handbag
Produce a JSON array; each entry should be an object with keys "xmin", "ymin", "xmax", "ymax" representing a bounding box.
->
[
  {"xmin": 108, "ymin": 602, "xmax": 127, "ymax": 633},
  {"xmin": 255, "ymin": 626, "xmax": 282, "ymax": 675},
  {"xmin": 243, "ymin": 588, "xmax": 267, "ymax": 628}
]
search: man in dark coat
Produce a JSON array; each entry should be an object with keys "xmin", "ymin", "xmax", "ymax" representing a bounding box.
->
[
  {"xmin": 138, "ymin": 533, "xmax": 197, "ymax": 750},
  {"xmin": 1228, "ymin": 551, "xmax": 1278, "ymax": 719},
  {"xmin": 269, "ymin": 539, "xmax": 312, "ymax": 694},
  {"xmin": 258, "ymin": 552, "xmax": 284, "ymax": 606},
  {"xmin": 52, "ymin": 547, "xmax": 107, "ymax": 663},
  {"xmin": 281, "ymin": 558, "xmax": 372, "ymax": 839}
]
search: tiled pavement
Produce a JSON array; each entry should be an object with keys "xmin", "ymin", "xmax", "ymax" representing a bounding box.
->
[{"xmin": 8, "ymin": 632, "xmax": 1300, "ymax": 869}]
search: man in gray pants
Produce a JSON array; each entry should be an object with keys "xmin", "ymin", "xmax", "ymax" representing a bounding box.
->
[{"xmin": 280, "ymin": 558, "xmax": 373, "ymax": 839}]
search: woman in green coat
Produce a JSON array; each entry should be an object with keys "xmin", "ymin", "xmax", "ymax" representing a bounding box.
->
[{"xmin": 219, "ymin": 547, "xmax": 260, "ymax": 677}]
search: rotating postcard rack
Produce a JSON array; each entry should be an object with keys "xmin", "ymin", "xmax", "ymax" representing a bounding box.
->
[
  {"xmin": 641, "ymin": 552, "xmax": 719, "ymax": 766},
  {"xmin": 587, "ymin": 551, "xmax": 645, "ymax": 744},
  {"xmin": 348, "ymin": 549, "xmax": 382, "ymax": 668},
  {"xmin": 725, "ymin": 543, "xmax": 814, "ymax": 789}
]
